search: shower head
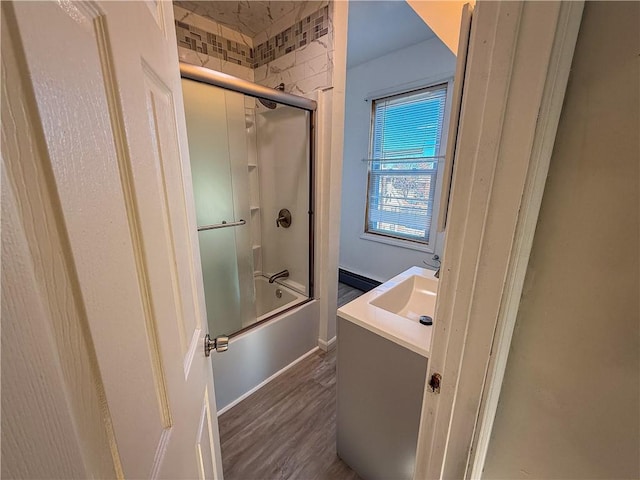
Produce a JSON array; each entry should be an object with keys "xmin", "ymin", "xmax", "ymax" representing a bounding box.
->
[
  {"xmin": 258, "ymin": 98, "xmax": 277, "ymax": 109},
  {"xmin": 258, "ymin": 83, "xmax": 285, "ymax": 109}
]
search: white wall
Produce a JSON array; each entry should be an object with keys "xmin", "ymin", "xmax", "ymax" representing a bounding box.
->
[
  {"xmin": 406, "ymin": 1, "xmax": 471, "ymax": 54},
  {"xmin": 253, "ymin": 1, "xmax": 333, "ymax": 98},
  {"xmin": 256, "ymin": 104, "xmax": 310, "ymax": 293},
  {"xmin": 339, "ymin": 37, "xmax": 455, "ymax": 282},
  {"xmin": 483, "ymin": 2, "xmax": 640, "ymax": 478}
]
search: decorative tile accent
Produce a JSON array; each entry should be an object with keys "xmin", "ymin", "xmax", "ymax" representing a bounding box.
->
[
  {"xmin": 175, "ymin": 20, "xmax": 254, "ymax": 68},
  {"xmin": 253, "ymin": 6, "xmax": 329, "ymax": 68},
  {"xmin": 174, "ymin": 5, "xmax": 329, "ymax": 71}
]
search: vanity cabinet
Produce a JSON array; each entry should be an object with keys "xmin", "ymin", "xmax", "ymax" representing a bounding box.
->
[{"xmin": 336, "ymin": 317, "xmax": 428, "ymax": 480}]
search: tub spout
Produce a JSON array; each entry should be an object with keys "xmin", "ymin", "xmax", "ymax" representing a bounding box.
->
[{"xmin": 269, "ymin": 269, "xmax": 289, "ymax": 283}]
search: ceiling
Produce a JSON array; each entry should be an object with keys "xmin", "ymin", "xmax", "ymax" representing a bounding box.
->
[
  {"xmin": 173, "ymin": 1, "xmax": 301, "ymax": 37},
  {"xmin": 347, "ymin": 1, "xmax": 436, "ymax": 68},
  {"xmin": 174, "ymin": 1, "xmax": 437, "ymax": 66}
]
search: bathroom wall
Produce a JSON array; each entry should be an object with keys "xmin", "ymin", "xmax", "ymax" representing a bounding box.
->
[
  {"xmin": 173, "ymin": 3, "xmax": 335, "ymax": 289},
  {"xmin": 483, "ymin": 2, "xmax": 639, "ymax": 478},
  {"xmin": 252, "ymin": 2, "xmax": 333, "ymax": 97},
  {"xmin": 173, "ymin": 1, "xmax": 344, "ymax": 409},
  {"xmin": 173, "ymin": 4, "xmax": 254, "ymax": 81},
  {"xmin": 406, "ymin": 1, "xmax": 470, "ymax": 54},
  {"xmin": 339, "ymin": 36, "xmax": 456, "ymax": 282},
  {"xmin": 256, "ymin": 104, "xmax": 310, "ymax": 293},
  {"xmin": 173, "ymin": 2, "xmax": 334, "ymax": 97}
]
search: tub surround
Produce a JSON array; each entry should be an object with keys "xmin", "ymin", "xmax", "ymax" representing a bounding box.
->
[
  {"xmin": 337, "ymin": 266, "xmax": 436, "ymax": 358},
  {"xmin": 174, "ymin": 1, "xmax": 322, "ymax": 38},
  {"xmin": 173, "ymin": 2, "xmax": 333, "ymax": 97},
  {"xmin": 254, "ymin": 275, "xmax": 306, "ymax": 321},
  {"xmin": 174, "ymin": 1, "xmax": 346, "ymax": 411},
  {"xmin": 174, "ymin": 4, "xmax": 254, "ymax": 82}
]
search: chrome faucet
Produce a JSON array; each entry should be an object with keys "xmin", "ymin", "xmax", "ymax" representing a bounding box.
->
[
  {"xmin": 424, "ymin": 254, "xmax": 441, "ymax": 279},
  {"xmin": 268, "ymin": 269, "xmax": 289, "ymax": 283}
]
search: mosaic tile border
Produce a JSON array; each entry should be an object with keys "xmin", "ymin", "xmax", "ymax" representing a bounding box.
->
[
  {"xmin": 175, "ymin": 5, "xmax": 329, "ymax": 69},
  {"xmin": 175, "ymin": 21, "xmax": 254, "ymax": 68},
  {"xmin": 253, "ymin": 6, "xmax": 329, "ymax": 67}
]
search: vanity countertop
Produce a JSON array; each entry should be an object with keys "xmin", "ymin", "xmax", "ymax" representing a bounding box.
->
[{"xmin": 337, "ymin": 266, "xmax": 437, "ymax": 358}]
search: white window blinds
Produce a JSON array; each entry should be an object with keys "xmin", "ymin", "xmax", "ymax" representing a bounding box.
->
[{"xmin": 366, "ymin": 84, "xmax": 448, "ymax": 244}]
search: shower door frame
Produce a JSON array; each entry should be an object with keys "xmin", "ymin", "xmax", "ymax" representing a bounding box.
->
[{"xmin": 180, "ymin": 63, "xmax": 316, "ymax": 337}]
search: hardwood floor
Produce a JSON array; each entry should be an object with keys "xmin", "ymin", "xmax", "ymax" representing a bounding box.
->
[
  {"xmin": 219, "ymin": 349, "xmax": 361, "ymax": 480},
  {"xmin": 218, "ymin": 283, "xmax": 364, "ymax": 480},
  {"xmin": 337, "ymin": 282, "xmax": 365, "ymax": 308}
]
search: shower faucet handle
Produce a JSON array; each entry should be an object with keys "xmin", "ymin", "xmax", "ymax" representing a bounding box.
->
[{"xmin": 276, "ymin": 208, "xmax": 292, "ymax": 228}]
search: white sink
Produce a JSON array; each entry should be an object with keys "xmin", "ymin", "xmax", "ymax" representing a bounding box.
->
[
  {"xmin": 337, "ymin": 266, "xmax": 438, "ymax": 358},
  {"xmin": 369, "ymin": 274, "xmax": 438, "ymax": 322}
]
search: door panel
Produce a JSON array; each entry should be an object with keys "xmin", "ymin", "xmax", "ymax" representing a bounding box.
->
[
  {"xmin": 6, "ymin": 1, "xmax": 222, "ymax": 478},
  {"xmin": 196, "ymin": 388, "xmax": 217, "ymax": 480}
]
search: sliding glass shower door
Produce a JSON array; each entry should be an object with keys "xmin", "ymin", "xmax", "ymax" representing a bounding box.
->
[{"xmin": 182, "ymin": 78, "xmax": 255, "ymax": 338}]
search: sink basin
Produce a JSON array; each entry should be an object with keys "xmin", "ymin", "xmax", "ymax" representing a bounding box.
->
[
  {"xmin": 337, "ymin": 266, "xmax": 437, "ymax": 357},
  {"xmin": 369, "ymin": 274, "xmax": 438, "ymax": 322}
]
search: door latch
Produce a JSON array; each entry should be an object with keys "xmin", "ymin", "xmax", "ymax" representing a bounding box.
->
[
  {"xmin": 204, "ymin": 334, "xmax": 229, "ymax": 356},
  {"xmin": 428, "ymin": 372, "xmax": 442, "ymax": 394}
]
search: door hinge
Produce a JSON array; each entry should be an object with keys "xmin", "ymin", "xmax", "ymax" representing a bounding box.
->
[
  {"xmin": 204, "ymin": 334, "xmax": 229, "ymax": 356},
  {"xmin": 428, "ymin": 372, "xmax": 442, "ymax": 394}
]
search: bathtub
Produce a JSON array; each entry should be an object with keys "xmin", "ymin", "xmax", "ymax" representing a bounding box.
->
[
  {"xmin": 255, "ymin": 275, "xmax": 306, "ymax": 321},
  {"xmin": 212, "ymin": 277, "xmax": 318, "ymax": 413}
]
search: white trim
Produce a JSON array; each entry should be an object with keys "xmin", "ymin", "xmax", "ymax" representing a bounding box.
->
[
  {"xmin": 359, "ymin": 232, "xmax": 434, "ymax": 253},
  {"xmin": 364, "ymin": 73, "xmax": 454, "ymax": 103},
  {"xmin": 412, "ymin": 2, "xmax": 584, "ymax": 479},
  {"xmin": 318, "ymin": 336, "xmax": 336, "ymax": 352},
  {"xmin": 364, "ymin": 77, "xmax": 454, "ymax": 255},
  {"xmin": 216, "ymin": 347, "xmax": 320, "ymax": 416},
  {"xmin": 437, "ymin": 4, "xmax": 473, "ymax": 232},
  {"xmin": 316, "ymin": 0, "xmax": 348, "ymax": 349},
  {"xmin": 468, "ymin": 3, "xmax": 584, "ymax": 477}
]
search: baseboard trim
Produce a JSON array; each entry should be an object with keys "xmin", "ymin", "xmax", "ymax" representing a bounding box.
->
[
  {"xmin": 318, "ymin": 336, "xmax": 336, "ymax": 352},
  {"xmin": 216, "ymin": 346, "xmax": 320, "ymax": 416},
  {"xmin": 338, "ymin": 268, "xmax": 381, "ymax": 292}
]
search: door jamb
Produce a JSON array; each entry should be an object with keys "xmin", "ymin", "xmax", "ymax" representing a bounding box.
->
[{"xmin": 412, "ymin": 2, "xmax": 584, "ymax": 479}]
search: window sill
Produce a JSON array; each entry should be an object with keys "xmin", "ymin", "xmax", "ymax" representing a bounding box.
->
[{"xmin": 359, "ymin": 232, "xmax": 435, "ymax": 253}]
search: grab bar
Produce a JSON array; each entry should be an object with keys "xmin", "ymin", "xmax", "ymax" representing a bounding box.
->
[{"xmin": 197, "ymin": 219, "xmax": 246, "ymax": 232}]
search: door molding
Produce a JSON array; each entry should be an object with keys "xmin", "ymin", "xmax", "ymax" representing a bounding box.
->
[{"xmin": 413, "ymin": 2, "xmax": 584, "ymax": 479}]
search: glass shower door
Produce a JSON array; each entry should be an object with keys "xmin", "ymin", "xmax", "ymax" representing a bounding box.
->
[{"xmin": 182, "ymin": 78, "xmax": 255, "ymax": 338}]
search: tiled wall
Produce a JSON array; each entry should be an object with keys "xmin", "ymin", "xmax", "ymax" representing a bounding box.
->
[
  {"xmin": 253, "ymin": 6, "xmax": 329, "ymax": 68},
  {"xmin": 174, "ymin": 4, "xmax": 254, "ymax": 81},
  {"xmin": 173, "ymin": 2, "xmax": 333, "ymax": 96},
  {"xmin": 175, "ymin": 20, "xmax": 254, "ymax": 68}
]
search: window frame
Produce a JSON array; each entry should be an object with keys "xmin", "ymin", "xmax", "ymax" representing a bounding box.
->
[{"xmin": 362, "ymin": 78, "xmax": 454, "ymax": 253}]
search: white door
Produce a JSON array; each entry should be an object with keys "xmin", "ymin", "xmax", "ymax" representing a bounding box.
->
[{"xmin": 2, "ymin": 1, "xmax": 222, "ymax": 478}]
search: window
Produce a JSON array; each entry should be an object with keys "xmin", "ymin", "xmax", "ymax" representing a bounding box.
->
[{"xmin": 365, "ymin": 83, "xmax": 448, "ymax": 248}]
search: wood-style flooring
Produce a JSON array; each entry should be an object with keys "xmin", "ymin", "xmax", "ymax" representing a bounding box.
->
[
  {"xmin": 337, "ymin": 282, "xmax": 365, "ymax": 308},
  {"xmin": 218, "ymin": 283, "xmax": 364, "ymax": 480}
]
